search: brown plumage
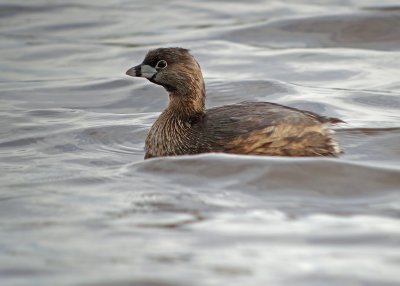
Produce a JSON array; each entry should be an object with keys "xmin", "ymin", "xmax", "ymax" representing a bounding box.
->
[{"xmin": 126, "ymin": 47, "xmax": 343, "ymax": 159}]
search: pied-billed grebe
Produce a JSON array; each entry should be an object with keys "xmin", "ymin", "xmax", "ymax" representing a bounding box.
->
[{"xmin": 126, "ymin": 47, "xmax": 342, "ymax": 159}]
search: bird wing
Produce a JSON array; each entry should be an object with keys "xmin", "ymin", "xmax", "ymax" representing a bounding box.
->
[{"xmin": 203, "ymin": 102, "xmax": 341, "ymax": 156}]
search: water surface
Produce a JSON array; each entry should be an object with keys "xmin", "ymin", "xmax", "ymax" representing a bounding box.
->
[{"xmin": 1, "ymin": 1, "xmax": 400, "ymax": 285}]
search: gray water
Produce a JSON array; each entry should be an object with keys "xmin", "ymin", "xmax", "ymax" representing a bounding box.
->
[{"xmin": 1, "ymin": 1, "xmax": 400, "ymax": 285}]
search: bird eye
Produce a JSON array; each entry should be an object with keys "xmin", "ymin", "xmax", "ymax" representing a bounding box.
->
[{"xmin": 155, "ymin": 60, "xmax": 167, "ymax": 69}]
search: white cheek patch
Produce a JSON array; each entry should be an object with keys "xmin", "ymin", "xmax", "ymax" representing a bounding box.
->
[{"xmin": 141, "ymin": 65, "xmax": 157, "ymax": 78}]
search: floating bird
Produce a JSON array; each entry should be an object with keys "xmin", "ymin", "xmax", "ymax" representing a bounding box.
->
[{"xmin": 126, "ymin": 47, "xmax": 342, "ymax": 159}]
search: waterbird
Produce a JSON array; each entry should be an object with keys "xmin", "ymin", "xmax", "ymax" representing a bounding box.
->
[{"xmin": 126, "ymin": 47, "xmax": 342, "ymax": 159}]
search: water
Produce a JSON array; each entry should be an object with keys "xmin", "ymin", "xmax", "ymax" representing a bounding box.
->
[{"xmin": 1, "ymin": 1, "xmax": 400, "ymax": 285}]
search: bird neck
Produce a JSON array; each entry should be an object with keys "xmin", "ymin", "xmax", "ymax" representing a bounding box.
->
[{"xmin": 166, "ymin": 79, "xmax": 206, "ymax": 119}]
